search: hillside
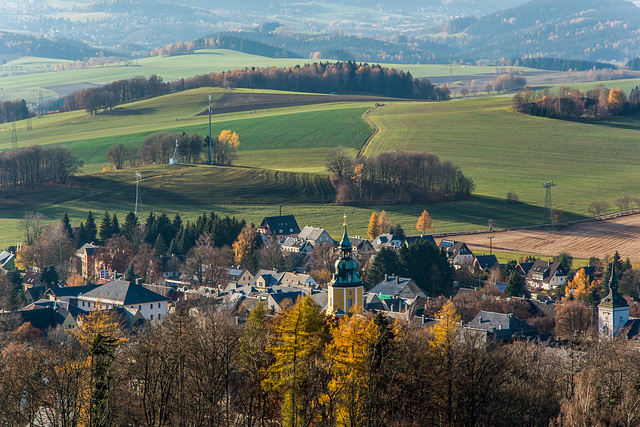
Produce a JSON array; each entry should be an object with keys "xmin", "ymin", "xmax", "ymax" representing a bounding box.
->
[
  {"xmin": 450, "ymin": 0, "xmax": 640, "ymax": 61},
  {"xmin": 363, "ymin": 96, "xmax": 640, "ymax": 218}
]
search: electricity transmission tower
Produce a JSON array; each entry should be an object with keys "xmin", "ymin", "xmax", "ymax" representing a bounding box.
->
[
  {"xmin": 135, "ymin": 171, "xmax": 143, "ymax": 217},
  {"xmin": 26, "ymin": 117, "xmax": 32, "ymax": 130},
  {"xmin": 542, "ymin": 181, "xmax": 556, "ymax": 225},
  {"xmin": 11, "ymin": 121, "xmax": 17, "ymax": 150}
]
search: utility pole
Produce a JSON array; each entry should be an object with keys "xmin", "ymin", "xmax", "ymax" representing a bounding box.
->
[
  {"xmin": 208, "ymin": 95, "xmax": 213, "ymax": 165},
  {"xmin": 11, "ymin": 121, "xmax": 17, "ymax": 150},
  {"xmin": 487, "ymin": 235, "xmax": 494, "ymax": 255}
]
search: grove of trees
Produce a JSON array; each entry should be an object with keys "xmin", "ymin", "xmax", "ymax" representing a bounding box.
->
[
  {"xmin": 513, "ymin": 84, "xmax": 640, "ymax": 120},
  {"xmin": 0, "ymin": 145, "xmax": 83, "ymax": 196},
  {"xmin": 328, "ymin": 149, "xmax": 474, "ymax": 204}
]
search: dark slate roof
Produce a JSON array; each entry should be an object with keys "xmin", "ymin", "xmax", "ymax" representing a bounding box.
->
[
  {"xmin": 439, "ymin": 240, "xmax": 473, "ymax": 259},
  {"xmin": 22, "ymin": 272, "xmax": 42, "ymax": 286},
  {"xmin": 81, "ymin": 280, "xmax": 170, "ymax": 305},
  {"xmin": 405, "ymin": 235, "xmax": 437, "ymax": 247},
  {"xmin": 529, "ymin": 299, "xmax": 557, "ymax": 317},
  {"xmin": 527, "ymin": 260, "xmax": 566, "ymax": 283},
  {"xmin": 2, "ymin": 306, "xmax": 60, "ymax": 331},
  {"xmin": 47, "ymin": 285, "xmax": 98, "ymax": 298},
  {"xmin": 349, "ymin": 237, "xmax": 375, "ymax": 252},
  {"xmin": 269, "ymin": 291, "xmax": 305, "ymax": 308},
  {"xmin": 27, "ymin": 299, "xmax": 87, "ymax": 318},
  {"xmin": 260, "ymin": 215, "xmax": 300, "ymax": 235},
  {"xmin": 370, "ymin": 275, "xmax": 426, "ymax": 299},
  {"xmin": 475, "ymin": 255, "xmax": 499, "ymax": 270},
  {"xmin": 468, "ymin": 310, "xmax": 538, "ymax": 338},
  {"xmin": 517, "ymin": 261, "xmax": 535, "ymax": 275},
  {"xmin": 298, "ymin": 226, "xmax": 333, "ymax": 242},
  {"xmin": 364, "ymin": 293, "xmax": 386, "ymax": 311},
  {"xmin": 25, "ymin": 286, "xmax": 47, "ymax": 303},
  {"xmin": 75, "ymin": 243, "xmax": 99, "ymax": 257},
  {"xmin": 574, "ymin": 266, "xmax": 597, "ymax": 281}
]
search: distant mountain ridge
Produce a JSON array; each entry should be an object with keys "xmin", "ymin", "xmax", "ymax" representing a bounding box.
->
[{"xmin": 450, "ymin": 0, "xmax": 640, "ymax": 61}]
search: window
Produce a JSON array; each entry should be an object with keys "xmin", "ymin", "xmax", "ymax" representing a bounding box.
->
[
  {"xmin": 139, "ymin": 305, "xmax": 142, "ymax": 310},
  {"xmin": 348, "ymin": 298, "xmax": 353, "ymax": 307},
  {"xmin": 150, "ymin": 314, "xmax": 154, "ymax": 320},
  {"xmin": 158, "ymin": 313, "xmax": 161, "ymax": 320},
  {"xmin": 158, "ymin": 303, "xmax": 161, "ymax": 309},
  {"xmin": 82, "ymin": 301, "xmax": 85, "ymax": 307},
  {"xmin": 150, "ymin": 304, "xmax": 153, "ymax": 309}
]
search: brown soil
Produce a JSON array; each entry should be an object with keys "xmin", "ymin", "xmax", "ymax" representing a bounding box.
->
[
  {"xmin": 441, "ymin": 213, "xmax": 640, "ymax": 261},
  {"xmin": 196, "ymin": 92, "xmax": 413, "ymax": 115}
]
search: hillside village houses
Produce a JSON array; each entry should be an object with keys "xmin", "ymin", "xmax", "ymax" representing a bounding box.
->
[{"xmin": 4, "ymin": 212, "xmax": 639, "ymax": 345}]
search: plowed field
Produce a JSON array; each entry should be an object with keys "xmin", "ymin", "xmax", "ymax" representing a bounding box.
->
[{"xmin": 442, "ymin": 213, "xmax": 640, "ymax": 261}]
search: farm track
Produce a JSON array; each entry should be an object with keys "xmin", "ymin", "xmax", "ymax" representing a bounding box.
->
[
  {"xmin": 441, "ymin": 212, "xmax": 640, "ymax": 261},
  {"xmin": 357, "ymin": 105, "xmax": 381, "ymax": 157}
]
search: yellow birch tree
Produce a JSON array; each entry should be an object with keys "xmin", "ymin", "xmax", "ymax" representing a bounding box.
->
[{"xmin": 565, "ymin": 268, "xmax": 594, "ymax": 300}]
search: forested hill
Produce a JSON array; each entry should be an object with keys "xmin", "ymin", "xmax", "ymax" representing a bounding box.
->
[
  {"xmin": 451, "ymin": 0, "xmax": 640, "ymax": 61},
  {"xmin": 0, "ymin": 32, "xmax": 119, "ymax": 60}
]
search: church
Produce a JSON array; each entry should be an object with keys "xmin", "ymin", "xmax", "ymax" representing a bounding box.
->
[{"xmin": 327, "ymin": 217, "xmax": 364, "ymax": 316}]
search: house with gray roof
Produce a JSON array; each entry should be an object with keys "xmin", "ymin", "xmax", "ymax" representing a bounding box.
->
[
  {"xmin": 281, "ymin": 237, "xmax": 314, "ymax": 254},
  {"xmin": 267, "ymin": 291, "xmax": 306, "ymax": 313},
  {"xmin": 370, "ymin": 275, "xmax": 427, "ymax": 299},
  {"xmin": 349, "ymin": 237, "xmax": 375, "ymax": 256},
  {"xmin": 0, "ymin": 251, "xmax": 14, "ymax": 270},
  {"xmin": 439, "ymin": 240, "xmax": 474, "ymax": 269},
  {"xmin": 298, "ymin": 226, "xmax": 334, "ymax": 245},
  {"xmin": 372, "ymin": 233, "xmax": 403, "ymax": 250},
  {"xmin": 473, "ymin": 255, "xmax": 499, "ymax": 273},
  {"xmin": 525, "ymin": 260, "xmax": 567, "ymax": 290},
  {"xmin": 467, "ymin": 310, "xmax": 538, "ymax": 340},
  {"xmin": 46, "ymin": 285, "xmax": 98, "ymax": 304},
  {"xmin": 249, "ymin": 269, "xmax": 317, "ymax": 290},
  {"xmin": 77, "ymin": 280, "xmax": 169, "ymax": 321}
]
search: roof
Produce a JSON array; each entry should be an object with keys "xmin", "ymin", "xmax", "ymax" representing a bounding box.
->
[
  {"xmin": 527, "ymin": 260, "xmax": 566, "ymax": 283},
  {"xmin": 468, "ymin": 310, "xmax": 538, "ymax": 337},
  {"xmin": 364, "ymin": 293, "xmax": 386, "ymax": 311},
  {"xmin": 349, "ymin": 237, "xmax": 375, "ymax": 252},
  {"xmin": 517, "ymin": 261, "xmax": 535, "ymax": 275},
  {"xmin": 370, "ymin": 275, "xmax": 426, "ymax": 299},
  {"xmin": 75, "ymin": 243, "xmax": 99, "ymax": 257},
  {"xmin": 47, "ymin": 285, "xmax": 98, "ymax": 298},
  {"xmin": 223, "ymin": 267, "xmax": 252, "ymax": 282},
  {"xmin": 26, "ymin": 299, "xmax": 87, "ymax": 318},
  {"xmin": 298, "ymin": 226, "xmax": 333, "ymax": 242},
  {"xmin": 80, "ymin": 280, "xmax": 170, "ymax": 305},
  {"xmin": 372, "ymin": 233, "xmax": 403, "ymax": 250},
  {"xmin": 260, "ymin": 215, "xmax": 300, "ymax": 235},
  {"xmin": 405, "ymin": 235, "xmax": 437, "ymax": 247},
  {"xmin": 0, "ymin": 251, "xmax": 14, "ymax": 269},
  {"xmin": 439, "ymin": 240, "xmax": 473, "ymax": 259},
  {"xmin": 22, "ymin": 272, "xmax": 42, "ymax": 286},
  {"xmin": 269, "ymin": 291, "xmax": 305, "ymax": 308},
  {"xmin": 475, "ymin": 255, "xmax": 499, "ymax": 270},
  {"xmin": 0, "ymin": 306, "xmax": 68, "ymax": 332},
  {"xmin": 529, "ymin": 299, "xmax": 557, "ymax": 317}
]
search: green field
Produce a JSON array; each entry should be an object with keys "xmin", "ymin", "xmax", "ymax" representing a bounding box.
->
[
  {"xmin": 4, "ymin": 87, "xmax": 375, "ymax": 173},
  {"xmin": 0, "ymin": 50, "xmax": 535, "ymax": 103},
  {"xmin": 364, "ymin": 96, "xmax": 640, "ymax": 218}
]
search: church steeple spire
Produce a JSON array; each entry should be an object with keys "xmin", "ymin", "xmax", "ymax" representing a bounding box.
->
[{"xmin": 327, "ymin": 215, "xmax": 363, "ymax": 315}]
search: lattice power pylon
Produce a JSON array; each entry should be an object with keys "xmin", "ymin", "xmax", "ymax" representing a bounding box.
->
[
  {"xmin": 11, "ymin": 121, "xmax": 17, "ymax": 150},
  {"xmin": 26, "ymin": 117, "xmax": 32, "ymax": 130},
  {"xmin": 542, "ymin": 181, "xmax": 556, "ymax": 225}
]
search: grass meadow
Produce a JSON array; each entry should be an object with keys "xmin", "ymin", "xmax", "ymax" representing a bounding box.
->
[{"xmin": 364, "ymin": 96, "xmax": 640, "ymax": 218}]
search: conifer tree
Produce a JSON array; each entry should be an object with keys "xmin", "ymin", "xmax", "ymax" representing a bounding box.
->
[
  {"xmin": 121, "ymin": 212, "xmax": 139, "ymax": 241},
  {"xmin": 84, "ymin": 211, "xmax": 97, "ymax": 244},
  {"xmin": 505, "ymin": 270, "xmax": 526, "ymax": 297},
  {"xmin": 153, "ymin": 234, "xmax": 168, "ymax": 256},
  {"xmin": 264, "ymin": 296, "xmax": 325, "ymax": 426},
  {"xmin": 111, "ymin": 213, "xmax": 120, "ymax": 236},
  {"xmin": 416, "ymin": 210, "xmax": 434, "ymax": 235},
  {"xmin": 167, "ymin": 238, "xmax": 177, "ymax": 256},
  {"xmin": 124, "ymin": 262, "xmax": 137, "ymax": 282},
  {"xmin": 377, "ymin": 210, "xmax": 390, "ymax": 234},
  {"xmin": 98, "ymin": 211, "xmax": 112, "ymax": 243},
  {"xmin": 367, "ymin": 212, "xmax": 380, "ymax": 241},
  {"xmin": 61, "ymin": 213, "xmax": 74, "ymax": 240}
]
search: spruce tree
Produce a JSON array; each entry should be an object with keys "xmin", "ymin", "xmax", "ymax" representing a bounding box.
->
[
  {"xmin": 84, "ymin": 211, "xmax": 97, "ymax": 244},
  {"xmin": 61, "ymin": 213, "xmax": 74, "ymax": 240},
  {"xmin": 98, "ymin": 211, "xmax": 113, "ymax": 243},
  {"xmin": 76, "ymin": 222, "xmax": 87, "ymax": 247},
  {"xmin": 167, "ymin": 238, "xmax": 178, "ymax": 256},
  {"xmin": 505, "ymin": 271, "xmax": 526, "ymax": 297},
  {"xmin": 112, "ymin": 213, "xmax": 120, "ymax": 236},
  {"xmin": 124, "ymin": 262, "xmax": 137, "ymax": 282},
  {"xmin": 153, "ymin": 234, "xmax": 168, "ymax": 256},
  {"xmin": 121, "ymin": 212, "xmax": 139, "ymax": 241}
]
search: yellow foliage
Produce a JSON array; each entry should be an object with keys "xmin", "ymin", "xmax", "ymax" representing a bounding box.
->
[
  {"xmin": 430, "ymin": 300, "xmax": 460, "ymax": 353},
  {"xmin": 232, "ymin": 224, "xmax": 259, "ymax": 266},
  {"xmin": 607, "ymin": 88, "xmax": 626, "ymax": 112},
  {"xmin": 218, "ymin": 129, "xmax": 240, "ymax": 150},
  {"xmin": 73, "ymin": 310, "xmax": 127, "ymax": 349},
  {"xmin": 367, "ymin": 212, "xmax": 380, "ymax": 241},
  {"xmin": 14, "ymin": 246, "xmax": 36, "ymax": 271},
  {"xmin": 325, "ymin": 315, "xmax": 377, "ymax": 426},
  {"xmin": 565, "ymin": 268, "xmax": 594, "ymax": 300},
  {"xmin": 416, "ymin": 210, "xmax": 434, "ymax": 234},
  {"xmin": 377, "ymin": 210, "xmax": 390, "ymax": 234}
]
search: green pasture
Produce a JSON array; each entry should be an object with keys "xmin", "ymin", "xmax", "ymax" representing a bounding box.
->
[
  {"xmin": 0, "ymin": 49, "xmax": 536, "ymax": 102},
  {"xmin": 538, "ymin": 77, "xmax": 640, "ymax": 94},
  {"xmin": 2, "ymin": 87, "xmax": 374, "ymax": 172},
  {"xmin": 364, "ymin": 96, "xmax": 640, "ymax": 217},
  {"xmin": 0, "ymin": 163, "xmax": 555, "ymax": 244}
]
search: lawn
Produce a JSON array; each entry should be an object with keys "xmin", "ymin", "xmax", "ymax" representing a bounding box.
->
[{"xmin": 364, "ymin": 96, "xmax": 640, "ymax": 218}]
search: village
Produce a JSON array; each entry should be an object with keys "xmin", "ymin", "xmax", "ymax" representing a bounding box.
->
[{"xmin": 0, "ymin": 210, "xmax": 632, "ymax": 345}]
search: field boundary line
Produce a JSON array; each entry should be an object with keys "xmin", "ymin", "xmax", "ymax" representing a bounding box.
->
[{"xmin": 357, "ymin": 104, "xmax": 381, "ymax": 157}]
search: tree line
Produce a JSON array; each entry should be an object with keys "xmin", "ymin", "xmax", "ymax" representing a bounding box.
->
[
  {"xmin": 0, "ymin": 294, "xmax": 639, "ymax": 425},
  {"xmin": 520, "ymin": 57, "xmax": 616, "ymax": 72},
  {"xmin": 0, "ymin": 145, "xmax": 82, "ymax": 196},
  {"xmin": 513, "ymin": 85, "xmax": 640, "ymax": 120},
  {"xmin": 327, "ymin": 149, "xmax": 474, "ymax": 204},
  {"xmin": 106, "ymin": 130, "xmax": 240, "ymax": 169},
  {"xmin": 60, "ymin": 61, "xmax": 449, "ymax": 116},
  {"xmin": 0, "ymin": 99, "xmax": 29, "ymax": 123}
]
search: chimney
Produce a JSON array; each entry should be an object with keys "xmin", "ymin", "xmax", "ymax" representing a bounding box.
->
[
  {"xmin": 384, "ymin": 274, "xmax": 388, "ymax": 281},
  {"xmin": 478, "ymin": 316, "xmax": 482, "ymax": 323},
  {"xmin": 422, "ymin": 315, "xmax": 426, "ymax": 324},
  {"xmin": 396, "ymin": 276, "xmax": 400, "ymax": 284}
]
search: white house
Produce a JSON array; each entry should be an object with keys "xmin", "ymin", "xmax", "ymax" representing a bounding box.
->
[{"xmin": 76, "ymin": 280, "xmax": 169, "ymax": 321}]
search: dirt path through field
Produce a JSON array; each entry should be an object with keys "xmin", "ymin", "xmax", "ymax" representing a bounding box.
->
[
  {"xmin": 357, "ymin": 104, "xmax": 380, "ymax": 157},
  {"xmin": 441, "ymin": 213, "xmax": 640, "ymax": 261}
]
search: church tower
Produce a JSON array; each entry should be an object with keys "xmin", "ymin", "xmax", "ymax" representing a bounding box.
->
[
  {"xmin": 598, "ymin": 265, "xmax": 629, "ymax": 338},
  {"xmin": 327, "ymin": 216, "xmax": 364, "ymax": 316}
]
